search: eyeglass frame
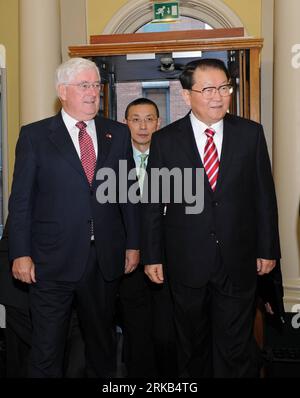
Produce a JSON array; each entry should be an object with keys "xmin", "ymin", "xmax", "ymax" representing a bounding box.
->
[
  {"xmin": 126, "ymin": 117, "xmax": 158, "ymax": 125},
  {"xmin": 63, "ymin": 81, "xmax": 101, "ymax": 91},
  {"xmin": 189, "ymin": 83, "xmax": 233, "ymax": 99}
]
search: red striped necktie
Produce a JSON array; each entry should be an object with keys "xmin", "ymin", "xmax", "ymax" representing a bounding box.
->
[{"xmin": 203, "ymin": 128, "xmax": 219, "ymax": 191}]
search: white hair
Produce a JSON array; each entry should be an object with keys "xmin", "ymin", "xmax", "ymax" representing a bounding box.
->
[{"xmin": 55, "ymin": 57, "xmax": 100, "ymax": 90}]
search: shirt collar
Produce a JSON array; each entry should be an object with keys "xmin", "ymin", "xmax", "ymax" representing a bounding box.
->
[
  {"xmin": 190, "ymin": 111, "xmax": 223, "ymax": 136},
  {"xmin": 61, "ymin": 109, "xmax": 94, "ymax": 131},
  {"xmin": 132, "ymin": 145, "xmax": 149, "ymax": 158}
]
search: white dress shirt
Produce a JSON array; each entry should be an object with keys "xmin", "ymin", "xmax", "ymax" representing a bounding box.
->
[
  {"xmin": 61, "ymin": 109, "xmax": 98, "ymax": 158},
  {"xmin": 189, "ymin": 112, "xmax": 223, "ymax": 163},
  {"xmin": 61, "ymin": 109, "xmax": 98, "ymax": 240}
]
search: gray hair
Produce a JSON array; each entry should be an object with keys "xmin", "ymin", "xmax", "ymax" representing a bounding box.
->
[{"xmin": 55, "ymin": 57, "xmax": 100, "ymax": 90}]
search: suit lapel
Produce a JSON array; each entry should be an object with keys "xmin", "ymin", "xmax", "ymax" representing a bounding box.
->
[
  {"xmin": 176, "ymin": 115, "xmax": 213, "ymax": 194},
  {"xmin": 214, "ymin": 114, "xmax": 236, "ymax": 194},
  {"xmin": 48, "ymin": 113, "xmax": 87, "ymax": 182},
  {"xmin": 94, "ymin": 116, "xmax": 112, "ymax": 171},
  {"xmin": 176, "ymin": 115, "xmax": 202, "ymax": 168},
  {"xmin": 48, "ymin": 114, "xmax": 113, "ymax": 188},
  {"xmin": 176, "ymin": 114, "xmax": 239, "ymax": 195}
]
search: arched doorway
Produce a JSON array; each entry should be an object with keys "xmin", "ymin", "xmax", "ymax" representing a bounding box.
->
[{"xmin": 102, "ymin": 0, "xmax": 246, "ymax": 34}]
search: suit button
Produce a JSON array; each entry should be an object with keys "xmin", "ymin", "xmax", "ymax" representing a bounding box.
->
[
  {"xmin": 212, "ymin": 201, "xmax": 219, "ymax": 207},
  {"xmin": 210, "ymin": 231, "xmax": 216, "ymax": 237}
]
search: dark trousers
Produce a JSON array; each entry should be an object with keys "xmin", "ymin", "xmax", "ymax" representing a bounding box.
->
[
  {"xmin": 150, "ymin": 279, "xmax": 178, "ymax": 377},
  {"xmin": 4, "ymin": 306, "xmax": 31, "ymax": 377},
  {"xmin": 171, "ymin": 260, "xmax": 259, "ymax": 378},
  {"xmin": 29, "ymin": 244, "xmax": 119, "ymax": 378},
  {"xmin": 62, "ymin": 309, "xmax": 86, "ymax": 378},
  {"xmin": 4, "ymin": 305, "xmax": 85, "ymax": 378},
  {"xmin": 119, "ymin": 265, "xmax": 177, "ymax": 377},
  {"xmin": 118, "ymin": 266, "xmax": 156, "ymax": 377}
]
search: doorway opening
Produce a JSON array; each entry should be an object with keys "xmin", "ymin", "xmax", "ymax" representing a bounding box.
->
[
  {"xmin": 93, "ymin": 15, "xmax": 244, "ymax": 123},
  {"xmin": 94, "ymin": 48, "xmax": 240, "ymax": 124}
]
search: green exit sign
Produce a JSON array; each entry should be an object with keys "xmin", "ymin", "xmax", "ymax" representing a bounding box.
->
[{"xmin": 153, "ymin": 2, "xmax": 179, "ymax": 21}]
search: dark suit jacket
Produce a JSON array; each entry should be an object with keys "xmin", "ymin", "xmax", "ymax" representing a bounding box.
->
[
  {"xmin": 8, "ymin": 112, "xmax": 140, "ymax": 282},
  {"xmin": 141, "ymin": 113, "xmax": 280, "ymax": 289},
  {"xmin": 0, "ymin": 221, "xmax": 29, "ymax": 310}
]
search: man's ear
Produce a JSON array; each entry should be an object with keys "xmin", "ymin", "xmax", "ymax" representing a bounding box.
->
[
  {"xmin": 57, "ymin": 84, "xmax": 67, "ymax": 101},
  {"xmin": 156, "ymin": 117, "xmax": 161, "ymax": 130},
  {"xmin": 181, "ymin": 89, "xmax": 192, "ymax": 108},
  {"xmin": 123, "ymin": 118, "xmax": 128, "ymax": 125}
]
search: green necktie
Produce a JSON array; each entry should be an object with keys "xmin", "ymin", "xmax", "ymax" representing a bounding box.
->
[{"xmin": 138, "ymin": 153, "xmax": 148, "ymax": 190}]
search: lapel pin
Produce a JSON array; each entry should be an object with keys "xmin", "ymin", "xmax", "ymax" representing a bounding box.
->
[{"xmin": 105, "ymin": 133, "xmax": 112, "ymax": 139}]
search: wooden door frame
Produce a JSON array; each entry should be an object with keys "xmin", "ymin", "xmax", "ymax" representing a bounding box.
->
[{"xmin": 69, "ymin": 30, "xmax": 263, "ymax": 122}]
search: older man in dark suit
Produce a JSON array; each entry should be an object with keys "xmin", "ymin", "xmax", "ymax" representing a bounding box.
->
[
  {"xmin": 141, "ymin": 58, "xmax": 281, "ymax": 377},
  {"xmin": 8, "ymin": 57, "xmax": 140, "ymax": 378}
]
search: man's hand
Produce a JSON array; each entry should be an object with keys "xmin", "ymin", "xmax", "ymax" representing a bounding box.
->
[
  {"xmin": 264, "ymin": 302, "xmax": 275, "ymax": 315},
  {"xmin": 144, "ymin": 264, "xmax": 164, "ymax": 284},
  {"xmin": 256, "ymin": 258, "xmax": 276, "ymax": 275},
  {"xmin": 12, "ymin": 256, "xmax": 36, "ymax": 284},
  {"xmin": 124, "ymin": 249, "xmax": 140, "ymax": 274}
]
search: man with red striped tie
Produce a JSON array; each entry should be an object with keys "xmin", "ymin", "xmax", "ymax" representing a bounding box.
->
[{"xmin": 141, "ymin": 58, "xmax": 280, "ymax": 377}]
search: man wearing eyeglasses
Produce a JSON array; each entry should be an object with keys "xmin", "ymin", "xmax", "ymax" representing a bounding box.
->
[
  {"xmin": 8, "ymin": 57, "xmax": 140, "ymax": 378},
  {"xmin": 117, "ymin": 98, "xmax": 177, "ymax": 377},
  {"xmin": 141, "ymin": 58, "xmax": 280, "ymax": 377}
]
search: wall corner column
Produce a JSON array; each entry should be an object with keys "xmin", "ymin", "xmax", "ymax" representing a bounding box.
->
[
  {"xmin": 19, "ymin": 0, "xmax": 61, "ymax": 125},
  {"xmin": 273, "ymin": 0, "xmax": 300, "ymax": 310}
]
